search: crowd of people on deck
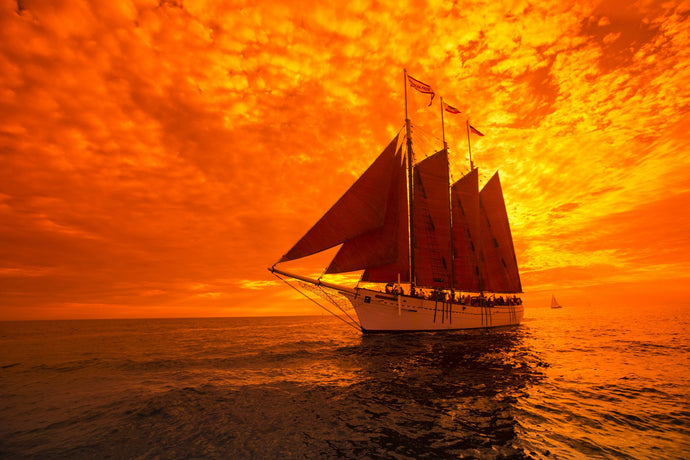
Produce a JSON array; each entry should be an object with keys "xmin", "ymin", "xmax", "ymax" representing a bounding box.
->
[{"xmin": 384, "ymin": 283, "xmax": 522, "ymax": 306}]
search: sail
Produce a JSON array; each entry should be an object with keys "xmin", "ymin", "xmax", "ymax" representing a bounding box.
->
[
  {"xmin": 451, "ymin": 168, "xmax": 483, "ymax": 292},
  {"xmin": 551, "ymin": 295, "xmax": 562, "ymax": 308},
  {"xmin": 279, "ymin": 133, "xmax": 401, "ymax": 263},
  {"xmin": 360, "ymin": 151, "xmax": 411, "ymax": 283},
  {"xmin": 325, "ymin": 145, "xmax": 407, "ymax": 274},
  {"xmin": 412, "ymin": 150, "xmax": 452, "ymax": 289},
  {"xmin": 478, "ymin": 172, "xmax": 522, "ymax": 293}
]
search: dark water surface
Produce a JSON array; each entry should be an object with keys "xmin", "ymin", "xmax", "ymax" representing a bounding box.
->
[{"xmin": 1, "ymin": 304, "xmax": 688, "ymax": 459}]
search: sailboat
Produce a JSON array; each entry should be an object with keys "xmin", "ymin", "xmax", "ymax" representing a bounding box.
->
[
  {"xmin": 270, "ymin": 71, "xmax": 524, "ymax": 333},
  {"xmin": 550, "ymin": 295, "xmax": 563, "ymax": 309}
]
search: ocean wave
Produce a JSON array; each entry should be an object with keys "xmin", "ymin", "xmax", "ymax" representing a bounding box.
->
[{"xmin": 2, "ymin": 313, "xmax": 689, "ymax": 459}]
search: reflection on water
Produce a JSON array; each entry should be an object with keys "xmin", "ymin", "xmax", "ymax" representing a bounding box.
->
[
  {"xmin": 1, "ymin": 309, "xmax": 689, "ymax": 459},
  {"xmin": 323, "ymin": 327, "xmax": 548, "ymax": 458}
]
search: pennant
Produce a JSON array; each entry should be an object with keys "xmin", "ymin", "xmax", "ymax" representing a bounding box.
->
[
  {"xmin": 469, "ymin": 125, "xmax": 484, "ymax": 136},
  {"xmin": 407, "ymin": 74, "xmax": 435, "ymax": 106},
  {"xmin": 443, "ymin": 102, "xmax": 461, "ymax": 114}
]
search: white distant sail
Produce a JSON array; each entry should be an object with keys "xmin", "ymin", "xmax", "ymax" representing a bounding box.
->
[{"xmin": 551, "ymin": 295, "xmax": 563, "ymax": 309}]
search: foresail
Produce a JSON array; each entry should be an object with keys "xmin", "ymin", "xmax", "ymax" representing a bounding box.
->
[
  {"xmin": 451, "ymin": 168, "xmax": 483, "ymax": 292},
  {"xmin": 325, "ymin": 144, "xmax": 407, "ymax": 274},
  {"xmin": 478, "ymin": 172, "xmax": 522, "ymax": 293},
  {"xmin": 360, "ymin": 151, "xmax": 411, "ymax": 283},
  {"xmin": 412, "ymin": 150, "xmax": 452, "ymax": 289},
  {"xmin": 279, "ymin": 133, "xmax": 401, "ymax": 263}
]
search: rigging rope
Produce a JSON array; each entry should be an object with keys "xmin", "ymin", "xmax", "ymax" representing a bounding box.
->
[
  {"xmin": 272, "ymin": 272, "xmax": 362, "ymax": 332},
  {"xmin": 316, "ymin": 283, "xmax": 361, "ymax": 327},
  {"xmin": 412, "ymin": 122, "xmax": 472, "ymax": 182}
]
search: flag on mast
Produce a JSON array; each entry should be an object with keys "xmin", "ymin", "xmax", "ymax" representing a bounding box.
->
[
  {"xmin": 407, "ymin": 74, "xmax": 435, "ymax": 106},
  {"xmin": 443, "ymin": 102, "xmax": 461, "ymax": 114},
  {"xmin": 469, "ymin": 125, "xmax": 484, "ymax": 136}
]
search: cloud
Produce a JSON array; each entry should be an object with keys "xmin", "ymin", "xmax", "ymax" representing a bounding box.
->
[
  {"xmin": 1, "ymin": 0, "xmax": 689, "ymax": 318},
  {"xmin": 238, "ymin": 279, "xmax": 281, "ymax": 290}
]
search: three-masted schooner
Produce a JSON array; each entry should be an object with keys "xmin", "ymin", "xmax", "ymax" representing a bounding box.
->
[{"xmin": 270, "ymin": 71, "xmax": 523, "ymax": 333}]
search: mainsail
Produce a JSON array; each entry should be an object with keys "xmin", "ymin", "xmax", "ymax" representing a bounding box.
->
[{"xmin": 413, "ymin": 150, "xmax": 452, "ymax": 289}]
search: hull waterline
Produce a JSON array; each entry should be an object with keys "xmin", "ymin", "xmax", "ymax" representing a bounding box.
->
[
  {"xmin": 346, "ymin": 288, "xmax": 523, "ymax": 333},
  {"xmin": 269, "ymin": 267, "xmax": 523, "ymax": 333}
]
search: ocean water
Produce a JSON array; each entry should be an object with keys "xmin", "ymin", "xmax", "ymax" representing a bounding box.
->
[{"xmin": 1, "ymin": 304, "xmax": 688, "ymax": 459}]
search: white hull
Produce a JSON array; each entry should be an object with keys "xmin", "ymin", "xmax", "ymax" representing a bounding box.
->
[{"xmin": 347, "ymin": 288, "xmax": 523, "ymax": 332}]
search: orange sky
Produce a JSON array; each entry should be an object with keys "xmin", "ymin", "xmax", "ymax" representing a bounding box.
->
[{"xmin": 1, "ymin": 0, "xmax": 689, "ymax": 320}]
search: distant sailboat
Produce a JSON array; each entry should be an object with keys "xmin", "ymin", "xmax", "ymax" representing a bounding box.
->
[
  {"xmin": 550, "ymin": 295, "xmax": 563, "ymax": 309},
  {"xmin": 270, "ymin": 70, "xmax": 524, "ymax": 333}
]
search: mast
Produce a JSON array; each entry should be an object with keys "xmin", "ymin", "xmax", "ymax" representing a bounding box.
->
[
  {"xmin": 404, "ymin": 69, "xmax": 416, "ymax": 289},
  {"xmin": 466, "ymin": 119, "xmax": 474, "ymax": 170},
  {"xmin": 441, "ymin": 97, "xmax": 455, "ymax": 295},
  {"xmin": 440, "ymin": 97, "xmax": 447, "ymax": 152}
]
